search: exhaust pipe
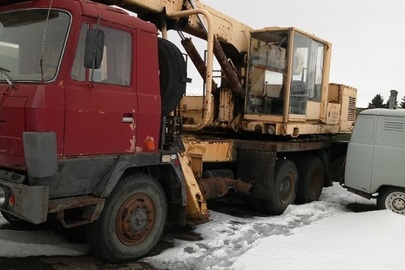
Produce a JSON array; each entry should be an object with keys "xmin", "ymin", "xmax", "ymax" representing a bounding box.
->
[{"xmin": 197, "ymin": 177, "xmax": 253, "ymax": 200}]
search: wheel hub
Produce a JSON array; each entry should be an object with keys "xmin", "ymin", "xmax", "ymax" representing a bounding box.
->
[
  {"xmin": 392, "ymin": 197, "xmax": 405, "ymax": 211},
  {"xmin": 116, "ymin": 193, "xmax": 156, "ymax": 245},
  {"xmin": 280, "ymin": 175, "xmax": 293, "ymax": 204},
  {"xmin": 386, "ymin": 192, "xmax": 405, "ymax": 213}
]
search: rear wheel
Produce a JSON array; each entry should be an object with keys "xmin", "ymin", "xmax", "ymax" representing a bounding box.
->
[
  {"xmin": 86, "ymin": 173, "xmax": 167, "ymax": 263},
  {"xmin": 377, "ymin": 187, "xmax": 405, "ymax": 215},
  {"xmin": 296, "ymin": 156, "xmax": 324, "ymax": 204},
  {"xmin": 262, "ymin": 159, "xmax": 298, "ymax": 215}
]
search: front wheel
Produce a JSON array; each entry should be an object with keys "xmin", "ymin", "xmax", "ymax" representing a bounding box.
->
[
  {"xmin": 86, "ymin": 173, "xmax": 167, "ymax": 263},
  {"xmin": 1, "ymin": 211, "xmax": 34, "ymax": 229},
  {"xmin": 377, "ymin": 187, "xmax": 405, "ymax": 215}
]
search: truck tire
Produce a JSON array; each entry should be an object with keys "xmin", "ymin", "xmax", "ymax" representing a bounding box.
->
[
  {"xmin": 1, "ymin": 211, "xmax": 35, "ymax": 229},
  {"xmin": 158, "ymin": 38, "xmax": 187, "ymax": 116},
  {"xmin": 86, "ymin": 173, "xmax": 167, "ymax": 263},
  {"xmin": 262, "ymin": 159, "xmax": 298, "ymax": 215},
  {"xmin": 295, "ymin": 156, "xmax": 324, "ymax": 204},
  {"xmin": 377, "ymin": 187, "xmax": 405, "ymax": 215}
]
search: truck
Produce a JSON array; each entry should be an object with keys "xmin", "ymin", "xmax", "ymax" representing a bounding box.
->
[
  {"xmin": 344, "ymin": 107, "xmax": 405, "ymax": 215},
  {"xmin": 0, "ymin": 0, "xmax": 357, "ymax": 263}
]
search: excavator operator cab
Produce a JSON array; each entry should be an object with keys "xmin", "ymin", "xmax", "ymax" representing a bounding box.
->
[{"xmin": 246, "ymin": 27, "xmax": 329, "ymax": 120}]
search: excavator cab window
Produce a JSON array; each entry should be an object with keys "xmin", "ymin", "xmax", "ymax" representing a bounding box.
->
[
  {"xmin": 246, "ymin": 29, "xmax": 326, "ymax": 117},
  {"xmin": 289, "ymin": 32, "xmax": 324, "ymax": 115},
  {"xmin": 246, "ymin": 30, "xmax": 288, "ymax": 115}
]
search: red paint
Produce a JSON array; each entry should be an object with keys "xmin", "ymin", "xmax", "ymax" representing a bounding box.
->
[{"xmin": 0, "ymin": 0, "xmax": 161, "ymax": 168}]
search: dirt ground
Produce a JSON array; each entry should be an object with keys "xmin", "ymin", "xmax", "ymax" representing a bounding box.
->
[
  {"xmin": 0, "ymin": 255, "xmax": 157, "ymax": 270},
  {"xmin": 0, "ymin": 216, "xmax": 205, "ymax": 270}
]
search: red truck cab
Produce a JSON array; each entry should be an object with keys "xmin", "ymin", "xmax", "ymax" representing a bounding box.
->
[
  {"xmin": 0, "ymin": 0, "xmax": 190, "ymax": 263},
  {"xmin": 0, "ymin": 0, "xmax": 161, "ymax": 163}
]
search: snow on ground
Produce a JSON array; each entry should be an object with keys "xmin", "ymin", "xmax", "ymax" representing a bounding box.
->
[
  {"xmin": 0, "ymin": 183, "xmax": 404, "ymax": 270},
  {"xmin": 142, "ymin": 184, "xmax": 405, "ymax": 270}
]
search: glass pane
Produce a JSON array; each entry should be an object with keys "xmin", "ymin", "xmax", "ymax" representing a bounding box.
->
[
  {"xmin": 93, "ymin": 26, "xmax": 131, "ymax": 86},
  {"xmin": 246, "ymin": 31, "xmax": 288, "ymax": 115},
  {"xmin": 290, "ymin": 32, "xmax": 325, "ymax": 115},
  {"xmin": 71, "ymin": 23, "xmax": 88, "ymax": 81},
  {"xmin": 0, "ymin": 10, "xmax": 70, "ymax": 82}
]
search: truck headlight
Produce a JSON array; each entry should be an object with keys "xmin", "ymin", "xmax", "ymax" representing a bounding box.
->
[{"xmin": 0, "ymin": 186, "xmax": 6, "ymax": 207}]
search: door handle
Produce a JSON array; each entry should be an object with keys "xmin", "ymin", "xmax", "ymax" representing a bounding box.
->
[{"xmin": 122, "ymin": 116, "xmax": 134, "ymax": 123}]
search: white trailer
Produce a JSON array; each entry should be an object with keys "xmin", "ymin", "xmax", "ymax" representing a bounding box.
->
[{"xmin": 344, "ymin": 108, "xmax": 405, "ymax": 214}]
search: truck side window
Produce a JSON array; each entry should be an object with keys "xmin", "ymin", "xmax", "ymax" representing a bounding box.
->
[
  {"xmin": 93, "ymin": 26, "xmax": 131, "ymax": 86},
  {"xmin": 71, "ymin": 24, "xmax": 131, "ymax": 86},
  {"xmin": 71, "ymin": 23, "xmax": 89, "ymax": 81}
]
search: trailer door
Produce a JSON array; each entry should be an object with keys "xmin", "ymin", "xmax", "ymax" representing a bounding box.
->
[
  {"xmin": 345, "ymin": 115, "xmax": 376, "ymax": 193},
  {"xmin": 370, "ymin": 116, "xmax": 405, "ymax": 192}
]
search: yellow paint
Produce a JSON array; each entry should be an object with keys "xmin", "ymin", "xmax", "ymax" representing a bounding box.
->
[{"xmin": 177, "ymin": 153, "xmax": 210, "ymax": 224}]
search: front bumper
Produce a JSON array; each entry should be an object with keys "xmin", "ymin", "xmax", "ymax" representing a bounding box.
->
[{"xmin": 0, "ymin": 179, "xmax": 49, "ymax": 224}]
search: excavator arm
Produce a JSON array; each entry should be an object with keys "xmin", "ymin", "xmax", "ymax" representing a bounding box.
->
[{"xmin": 96, "ymin": 0, "xmax": 252, "ymax": 53}]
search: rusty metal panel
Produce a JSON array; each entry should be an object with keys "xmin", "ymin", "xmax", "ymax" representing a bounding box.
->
[
  {"xmin": 218, "ymin": 89, "xmax": 234, "ymax": 123},
  {"xmin": 0, "ymin": 181, "xmax": 49, "ymax": 224},
  {"xmin": 328, "ymin": 84, "xmax": 340, "ymax": 103},
  {"xmin": 326, "ymin": 103, "xmax": 341, "ymax": 125},
  {"xmin": 118, "ymin": 0, "xmax": 252, "ymax": 52},
  {"xmin": 177, "ymin": 153, "xmax": 210, "ymax": 224},
  {"xmin": 237, "ymin": 139, "xmax": 329, "ymax": 153},
  {"xmin": 183, "ymin": 136, "xmax": 236, "ymax": 162},
  {"xmin": 340, "ymin": 85, "xmax": 357, "ymax": 132},
  {"xmin": 237, "ymin": 148, "xmax": 276, "ymax": 200}
]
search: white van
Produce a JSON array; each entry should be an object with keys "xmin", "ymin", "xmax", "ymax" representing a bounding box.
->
[{"xmin": 344, "ymin": 108, "xmax": 405, "ymax": 214}]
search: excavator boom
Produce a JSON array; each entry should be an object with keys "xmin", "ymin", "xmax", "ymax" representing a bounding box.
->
[{"xmin": 96, "ymin": 0, "xmax": 252, "ymax": 53}]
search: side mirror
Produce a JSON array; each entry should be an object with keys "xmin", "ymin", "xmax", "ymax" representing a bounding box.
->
[{"xmin": 84, "ymin": 29, "xmax": 104, "ymax": 69}]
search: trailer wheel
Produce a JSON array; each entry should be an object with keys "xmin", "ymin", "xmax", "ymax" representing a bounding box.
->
[
  {"xmin": 158, "ymin": 38, "xmax": 187, "ymax": 116},
  {"xmin": 86, "ymin": 173, "xmax": 167, "ymax": 263},
  {"xmin": 377, "ymin": 187, "xmax": 405, "ymax": 215},
  {"xmin": 295, "ymin": 156, "xmax": 324, "ymax": 204},
  {"xmin": 263, "ymin": 159, "xmax": 298, "ymax": 215}
]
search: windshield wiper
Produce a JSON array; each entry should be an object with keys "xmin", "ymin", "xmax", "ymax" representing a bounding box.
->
[{"xmin": 0, "ymin": 66, "xmax": 17, "ymax": 89}]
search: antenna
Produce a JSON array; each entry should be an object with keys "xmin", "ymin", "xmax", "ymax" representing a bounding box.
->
[{"xmin": 40, "ymin": 0, "xmax": 54, "ymax": 83}]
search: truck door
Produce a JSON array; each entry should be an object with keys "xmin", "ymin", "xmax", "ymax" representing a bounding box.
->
[
  {"xmin": 64, "ymin": 23, "xmax": 137, "ymax": 156},
  {"xmin": 345, "ymin": 115, "xmax": 376, "ymax": 193}
]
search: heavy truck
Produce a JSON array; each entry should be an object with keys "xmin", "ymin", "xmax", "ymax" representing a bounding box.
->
[{"xmin": 0, "ymin": 0, "xmax": 356, "ymax": 263}]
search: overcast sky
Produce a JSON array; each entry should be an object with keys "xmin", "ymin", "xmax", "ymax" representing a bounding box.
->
[{"xmin": 200, "ymin": 0, "xmax": 405, "ymax": 107}]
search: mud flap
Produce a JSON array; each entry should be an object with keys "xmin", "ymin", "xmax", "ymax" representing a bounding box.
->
[{"xmin": 23, "ymin": 132, "xmax": 57, "ymax": 178}]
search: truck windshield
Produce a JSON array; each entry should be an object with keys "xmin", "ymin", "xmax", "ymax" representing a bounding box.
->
[{"xmin": 0, "ymin": 9, "xmax": 70, "ymax": 82}]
